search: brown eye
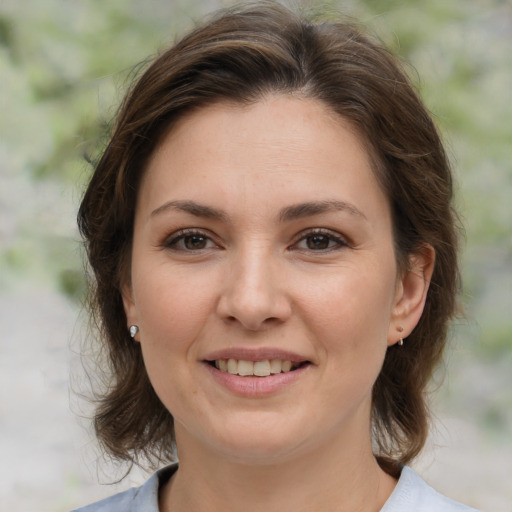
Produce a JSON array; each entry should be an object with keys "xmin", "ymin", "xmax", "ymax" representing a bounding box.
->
[
  {"xmin": 165, "ymin": 230, "xmax": 217, "ymax": 251},
  {"xmin": 183, "ymin": 235, "xmax": 208, "ymax": 250},
  {"xmin": 306, "ymin": 234, "xmax": 331, "ymax": 250},
  {"xmin": 293, "ymin": 230, "xmax": 348, "ymax": 252}
]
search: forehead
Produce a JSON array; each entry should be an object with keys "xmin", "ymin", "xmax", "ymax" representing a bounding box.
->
[
  {"xmin": 146, "ymin": 95, "xmax": 370, "ymax": 168},
  {"xmin": 139, "ymin": 95, "xmax": 389, "ymax": 224}
]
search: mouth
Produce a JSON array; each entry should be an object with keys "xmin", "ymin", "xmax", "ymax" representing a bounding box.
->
[{"xmin": 206, "ymin": 358, "xmax": 310, "ymax": 377}]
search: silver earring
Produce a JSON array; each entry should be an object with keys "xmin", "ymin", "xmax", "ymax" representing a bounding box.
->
[
  {"xmin": 129, "ymin": 325, "xmax": 139, "ymax": 338},
  {"xmin": 397, "ymin": 326, "xmax": 404, "ymax": 346}
]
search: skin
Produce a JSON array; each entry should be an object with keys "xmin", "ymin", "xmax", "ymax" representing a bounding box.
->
[{"xmin": 123, "ymin": 95, "xmax": 434, "ymax": 512}]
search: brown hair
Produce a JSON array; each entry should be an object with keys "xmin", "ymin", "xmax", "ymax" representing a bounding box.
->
[{"xmin": 78, "ymin": 1, "xmax": 460, "ymax": 475}]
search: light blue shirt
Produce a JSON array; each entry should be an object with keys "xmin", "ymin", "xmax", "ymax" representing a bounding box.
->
[{"xmin": 72, "ymin": 465, "xmax": 480, "ymax": 511}]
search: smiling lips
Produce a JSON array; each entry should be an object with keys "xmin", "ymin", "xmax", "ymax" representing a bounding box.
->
[
  {"xmin": 204, "ymin": 352, "xmax": 311, "ymax": 395},
  {"xmin": 212, "ymin": 358, "xmax": 302, "ymax": 376}
]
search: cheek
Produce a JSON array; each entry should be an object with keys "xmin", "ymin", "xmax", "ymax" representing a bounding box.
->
[
  {"xmin": 132, "ymin": 271, "xmax": 211, "ymax": 413},
  {"xmin": 296, "ymin": 260, "xmax": 397, "ymax": 360},
  {"xmin": 308, "ymin": 272, "xmax": 395, "ymax": 408},
  {"xmin": 133, "ymin": 266, "xmax": 215, "ymax": 353},
  {"xmin": 304, "ymin": 261, "xmax": 395, "ymax": 321}
]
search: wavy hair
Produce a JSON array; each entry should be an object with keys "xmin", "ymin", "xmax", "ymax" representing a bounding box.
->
[{"xmin": 78, "ymin": 1, "xmax": 460, "ymax": 475}]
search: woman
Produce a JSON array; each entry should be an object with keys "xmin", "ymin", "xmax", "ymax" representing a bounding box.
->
[{"xmin": 74, "ymin": 2, "xmax": 479, "ymax": 511}]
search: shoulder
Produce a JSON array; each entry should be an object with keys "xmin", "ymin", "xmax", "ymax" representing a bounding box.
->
[
  {"xmin": 70, "ymin": 486, "xmax": 143, "ymax": 512},
  {"xmin": 70, "ymin": 465, "xmax": 177, "ymax": 512},
  {"xmin": 381, "ymin": 466, "xmax": 481, "ymax": 512}
]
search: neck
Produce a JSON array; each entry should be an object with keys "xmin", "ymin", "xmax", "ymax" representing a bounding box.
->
[{"xmin": 160, "ymin": 426, "xmax": 397, "ymax": 512}]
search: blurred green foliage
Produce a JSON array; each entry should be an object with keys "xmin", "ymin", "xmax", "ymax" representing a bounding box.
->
[{"xmin": 1, "ymin": 1, "xmax": 510, "ymax": 361}]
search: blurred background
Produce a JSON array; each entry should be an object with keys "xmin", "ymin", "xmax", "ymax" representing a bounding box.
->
[{"xmin": 0, "ymin": 1, "xmax": 510, "ymax": 511}]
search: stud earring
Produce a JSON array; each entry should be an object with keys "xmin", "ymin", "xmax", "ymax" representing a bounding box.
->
[
  {"xmin": 397, "ymin": 326, "xmax": 404, "ymax": 346},
  {"xmin": 129, "ymin": 325, "xmax": 139, "ymax": 339}
]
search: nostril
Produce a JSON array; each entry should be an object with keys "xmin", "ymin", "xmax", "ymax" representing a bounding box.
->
[
  {"xmin": 223, "ymin": 314, "xmax": 281, "ymax": 332},
  {"xmin": 216, "ymin": 282, "xmax": 292, "ymax": 331}
]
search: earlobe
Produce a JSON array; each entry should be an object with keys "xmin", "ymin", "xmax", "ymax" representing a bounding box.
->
[
  {"xmin": 121, "ymin": 282, "xmax": 140, "ymax": 340},
  {"xmin": 388, "ymin": 244, "xmax": 435, "ymax": 346}
]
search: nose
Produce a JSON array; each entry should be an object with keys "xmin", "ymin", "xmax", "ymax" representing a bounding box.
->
[{"xmin": 216, "ymin": 247, "xmax": 292, "ymax": 331}]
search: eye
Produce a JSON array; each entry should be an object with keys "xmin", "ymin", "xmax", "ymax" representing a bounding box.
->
[
  {"xmin": 293, "ymin": 230, "xmax": 348, "ymax": 252},
  {"xmin": 164, "ymin": 230, "xmax": 217, "ymax": 251}
]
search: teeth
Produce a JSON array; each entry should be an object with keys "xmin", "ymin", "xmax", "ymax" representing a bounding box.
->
[
  {"xmin": 281, "ymin": 360, "xmax": 292, "ymax": 372},
  {"xmin": 254, "ymin": 360, "xmax": 271, "ymax": 377},
  {"xmin": 214, "ymin": 358, "xmax": 298, "ymax": 376},
  {"xmin": 270, "ymin": 359, "xmax": 282, "ymax": 374},
  {"xmin": 227, "ymin": 358, "xmax": 238, "ymax": 374},
  {"xmin": 237, "ymin": 360, "xmax": 254, "ymax": 376}
]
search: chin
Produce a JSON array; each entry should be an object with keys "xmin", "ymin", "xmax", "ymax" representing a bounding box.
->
[{"xmin": 202, "ymin": 412, "xmax": 313, "ymax": 465}]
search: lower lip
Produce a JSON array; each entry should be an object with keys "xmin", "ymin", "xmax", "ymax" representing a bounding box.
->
[{"xmin": 203, "ymin": 363, "xmax": 310, "ymax": 397}]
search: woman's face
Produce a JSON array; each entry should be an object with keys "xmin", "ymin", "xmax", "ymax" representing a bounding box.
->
[{"xmin": 123, "ymin": 95, "xmax": 429, "ymax": 464}]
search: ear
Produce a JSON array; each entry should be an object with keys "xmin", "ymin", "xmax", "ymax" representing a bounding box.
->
[
  {"xmin": 121, "ymin": 281, "xmax": 140, "ymax": 342},
  {"xmin": 388, "ymin": 244, "xmax": 435, "ymax": 346}
]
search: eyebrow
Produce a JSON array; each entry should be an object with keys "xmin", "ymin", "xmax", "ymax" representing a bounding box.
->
[
  {"xmin": 278, "ymin": 200, "xmax": 367, "ymax": 223},
  {"xmin": 150, "ymin": 199, "xmax": 367, "ymax": 223},
  {"xmin": 150, "ymin": 200, "xmax": 229, "ymax": 222}
]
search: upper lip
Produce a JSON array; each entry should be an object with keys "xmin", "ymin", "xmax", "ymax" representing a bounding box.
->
[{"xmin": 203, "ymin": 348, "xmax": 311, "ymax": 364}]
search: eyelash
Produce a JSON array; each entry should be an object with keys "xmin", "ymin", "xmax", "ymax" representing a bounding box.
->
[
  {"xmin": 163, "ymin": 228, "xmax": 349, "ymax": 253},
  {"xmin": 164, "ymin": 229, "xmax": 218, "ymax": 251},
  {"xmin": 291, "ymin": 228, "xmax": 349, "ymax": 252}
]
